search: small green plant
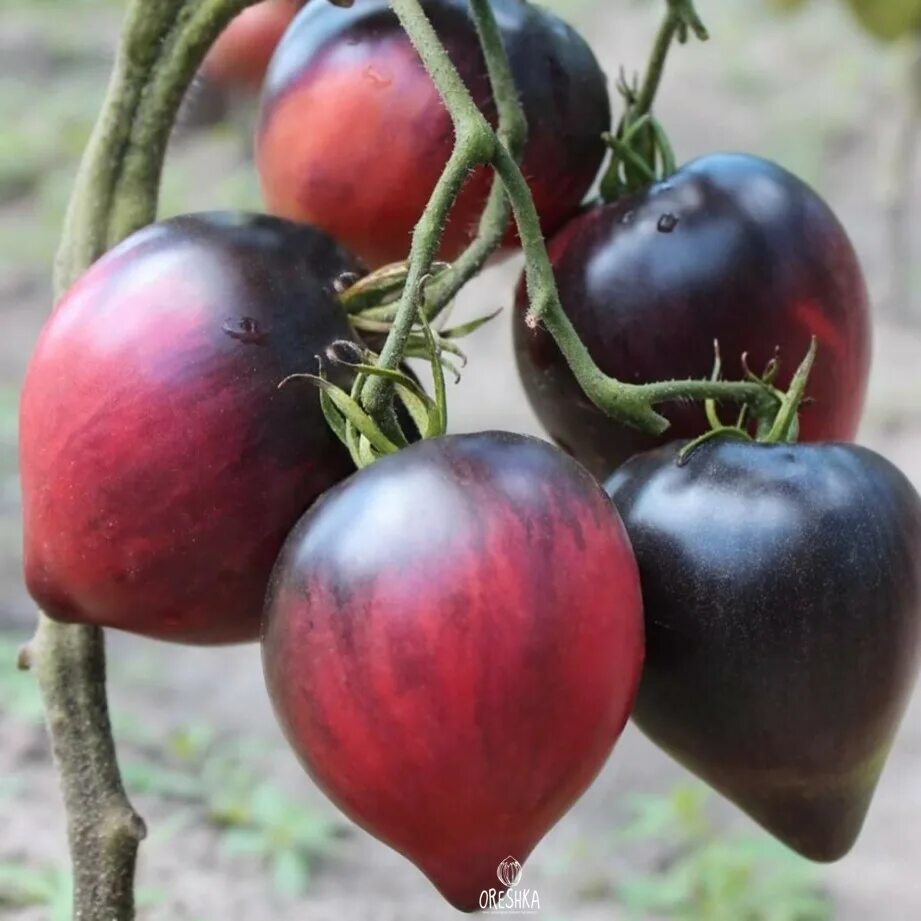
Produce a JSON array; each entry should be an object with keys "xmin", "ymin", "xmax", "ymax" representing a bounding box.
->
[
  {"xmin": 123, "ymin": 725, "xmax": 342, "ymax": 898},
  {"xmin": 0, "ymin": 861, "xmax": 72, "ymax": 921},
  {"xmin": 615, "ymin": 785, "xmax": 833, "ymax": 921},
  {"xmin": 0, "ymin": 861, "xmax": 163, "ymax": 920},
  {"xmin": 2, "ymin": 637, "xmax": 340, "ymax": 901}
]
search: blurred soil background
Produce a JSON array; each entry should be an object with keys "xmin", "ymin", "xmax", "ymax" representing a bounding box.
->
[{"xmin": 1, "ymin": 0, "xmax": 920, "ymax": 918}]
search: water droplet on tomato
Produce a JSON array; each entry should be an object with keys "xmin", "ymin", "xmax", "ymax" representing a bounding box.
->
[
  {"xmin": 657, "ymin": 213, "xmax": 679, "ymax": 233},
  {"xmin": 223, "ymin": 317, "xmax": 266, "ymax": 345}
]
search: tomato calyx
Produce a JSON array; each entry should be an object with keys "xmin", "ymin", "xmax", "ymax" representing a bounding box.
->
[
  {"xmin": 600, "ymin": 0, "xmax": 708, "ymax": 200},
  {"xmin": 677, "ymin": 337, "xmax": 819, "ymax": 466},
  {"xmin": 309, "ymin": 261, "xmax": 503, "ymax": 468},
  {"xmin": 339, "ymin": 262, "xmax": 501, "ymax": 361}
]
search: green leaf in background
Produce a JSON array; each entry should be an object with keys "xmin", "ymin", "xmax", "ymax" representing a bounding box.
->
[
  {"xmin": 272, "ymin": 848, "xmax": 312, "ymax": 897},
  {"xmin": 615, "ymin": 785, "xmax": 832, "ymax": 921},
  {"xmin": 766, "ymin": 0, "xmax": 921, "ymax": 40},
  {"xmin": 844, "ymin": 0, "xmax": 921, "ymax": 41}
]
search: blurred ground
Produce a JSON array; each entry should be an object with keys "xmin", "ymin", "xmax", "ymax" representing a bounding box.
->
[{"xmin": 1, "ymin": 1, "xmax": 920, "ymax": 919}]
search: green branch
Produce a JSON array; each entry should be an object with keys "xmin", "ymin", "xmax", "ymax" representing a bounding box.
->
[
  {"xmin": 377, "ymin": 0, "xmax": 765, "ymax": 440},
  {"xmin": 423, "ymin": 0, "xmax": 528, "ymax": 317},
  {"xmin": 36, "ymin": 3, "xmax": 262, "ymax": 920}
]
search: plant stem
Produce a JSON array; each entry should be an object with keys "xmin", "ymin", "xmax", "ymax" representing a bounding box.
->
[
  {"xmin": 108, "ymin": 0, "xmax": 264, "ymax": 244},
  {"xmin": 634, "ymin": 0, "xmax": 708, "ymax": 120},
  {"xmin": 423, "ymin": 0, "xmax": 528, "ymax": 317},
  {"xmin": 36, "ymin": 3, "xmax": 260, "ymax": 919},
  {"xmin": 362, "ymin": 0, "xmax": 497, "ymax": 414},
  {"xmin": 470, "ymin": 0, "xmax": 527, "ymax": 153},
  {"xmin": 54, "ymin": 0, "xmax": 185, "ymax": 290},
  {"xmin": 423, "ymin": 181, "xmax": 509, "ymax": 315},
  {"xmin": 378, "ymin": 0, "xmax": 770, "ymax": 438},
  {"xmin": 31, "ymin": 620, "xmax": 146, "ymax": 921},
  {"xmin": 361, "ymin": 138, "xmax": 492, "ymax": 413}
]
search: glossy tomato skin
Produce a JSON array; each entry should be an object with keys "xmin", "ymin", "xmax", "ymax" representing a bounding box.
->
[
  {"xmin": 203, "ymin": 0, "xmax": 305, "ymax": 90},
  {"xmin": 263, "ymin": 432, "xmax": 644, "ymax": 909},
  {"xmin": 256, "ymin": 0, "xmax": 610, "ymax": 267},
  {"xmin": 606, "ymin": 439, "xmax": 921, "ymax": 861},
  {"xmin": 21, "ymin": 212, "xmax": 359, "ymax": 645},
  {"xmin": 515, "ymin": 154, "xmax": 872, "ymax": 480}
]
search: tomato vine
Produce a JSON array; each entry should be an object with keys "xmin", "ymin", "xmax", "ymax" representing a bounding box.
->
[{"xmin": 344, "ymin": 0, "xmax": 789, "ymax": 467}]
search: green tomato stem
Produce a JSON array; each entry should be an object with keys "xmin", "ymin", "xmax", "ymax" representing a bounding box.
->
[
  {"xmin": 422, "ymin": 0, "xmax": 528, "ymax": 317},
  {"xmin": 37, "ymin": 4, "xmax": 262, "ymax": 920},
  {"xmin": 634, "ymin": 0, "xmax": 708, "ymax": 120},
  {"xmin": 383, "ymin": 0, "xmax": 768, "ymax": 439}
]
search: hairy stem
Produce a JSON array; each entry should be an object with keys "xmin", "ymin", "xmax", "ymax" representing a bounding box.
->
[
  {"xmin": 107, "ymin": 0, "xmax": 261, "ymax": 243},
  {"xmin": 380, "ymin": 0, "xmax": 768, "ymax": 438},
  {"xmin": 31, "ymin": 620, "xmax": 146, "ymax": 921},
  {"xmin": 37, "ymin": 3, "xmax": 260, "ymax": 919},
  {"xmin": 423, "ymin": 0, "xmax": 528, "ymax": 316},
  {"xmin": 362, "ymin": 137, "xmax": 493, "ymax": 413},
  {"xmin": 634, "ymin": 0, "xmax": 708, "ymax": 119},
  {"xmin": 362, "ymin": 0, "xmax": 497, "ymax": 414}
]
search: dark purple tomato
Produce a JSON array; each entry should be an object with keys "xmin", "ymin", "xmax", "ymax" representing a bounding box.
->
[
  {"xmin": 515, "ymin": 153, "xmax": 872, "ymax": 479},
  {"xmin": 606, "ymin": 438, "xmax": 921, "ymax": 860},
  {"xmin": 262, "ymin": 432, "xmax": 644, "ymax": 909},
  {"xmin": 20, "ymin": 212, "xmax": 359, "ymax": 645},
  {"xmin": 256, "ymin": 0, "xmax": 610, "ymax": 267}
]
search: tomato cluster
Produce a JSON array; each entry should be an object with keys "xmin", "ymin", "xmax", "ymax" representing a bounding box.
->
[{"xmin": 19, "ymin": 0, "xmax": 921, "ymax": 912}]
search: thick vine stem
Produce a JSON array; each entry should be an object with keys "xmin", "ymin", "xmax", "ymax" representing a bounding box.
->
[
  {"xmin": 361, "ymin": 135, "xmax": 493, "ymax": 414},
  {"xmin": 362, "ymin": 0, "xmax": 500, "ymax": 414},
  {"xmin": 600, "ymin": 0, "xmax": 707, "ymax": 198},
  {"xmin": 56, "ymin": 0, "xmax": 259, "ymax": 291},
  {"xmin": 423, "ymin": 0, "xmax": 529, "ymax": 318},
  {"xmin": 31, "ymin": 619, "xmax": 146, "ymax": 921},
  {"xmin": 38, "ymin": 2, "xmax": 261, "ymax": 919}
]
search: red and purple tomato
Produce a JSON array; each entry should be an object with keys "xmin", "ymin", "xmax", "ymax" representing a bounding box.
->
[
  {"xmin": 256, "ymin": 0, "xmax": 611, "ymax": 267},
  {"xmin": 515, "ymin": 153, "xmax": 873, "ymax": 479},
  {"xmin": 21, "ymin": 212, "xmax": 359, "ymax": 644},
  {"xmin": 262, "ymin": 432, "xmax": 644, "ymax": 909},
  {"xmin": 203, "ymin": 0, "xmax": 306, "ymax": 91}
]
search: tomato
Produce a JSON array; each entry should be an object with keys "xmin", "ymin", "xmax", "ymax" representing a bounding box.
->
[
  {"xmin": 203, "ymin": 0, "xmax": 305, "ymax": 91},
  {"xmin": 255, "ymin": 0, "xmax": 610, "ymax": 267},
  {"xmin": 514, "ymin": 153, "xmax": 872, "ymax": 480},
  {"xmin": 262, "ymin": 432, "xmax": 644, "ymax": 909},
  {"xmin": 606, "ymin": 438, "xmax": 921, "ymax": 860},
  {"xmin": 20, "ymin": 212, "xmax": 359, "ymax": 644}
]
